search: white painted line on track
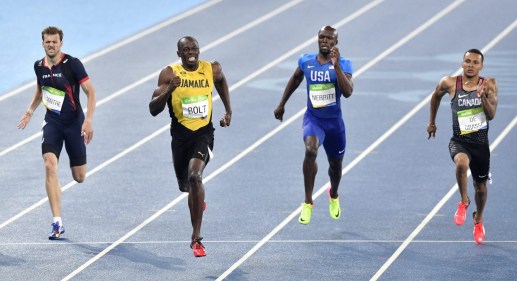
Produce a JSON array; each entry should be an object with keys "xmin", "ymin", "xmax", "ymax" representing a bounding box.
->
[
  {"xmin": 0, "ymin": 0, "xmax": 303, "ymax": 158},
  {"xmin": 2, "ymin": 239, "xmax": 515, "ymax": 247},
  {"xmin": 216, "ymin": 1, "xmax": 467, "ymax": 280},
  {"xmin": 0, "ymin": 0, "xmax": 222, "ymax": 102},
  {"xmin": 370, "ymin": 19, "xmax": 517, "ymax": 281}
]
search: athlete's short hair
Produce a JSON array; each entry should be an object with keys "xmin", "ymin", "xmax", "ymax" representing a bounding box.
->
[
  {"xmin": 41, "ymin": 26, "xmax": 63, "ymax": 41},
  {"xmin": 177, "ymin": 36, "xmax": 199, "ymax": 51},
  {"xmin": 318, "ymin": 26, "xmax": 338, "ymax": 40},
  {"xmin": 464, "ymin": 48, "xmax": 484, "ymax": 63}
]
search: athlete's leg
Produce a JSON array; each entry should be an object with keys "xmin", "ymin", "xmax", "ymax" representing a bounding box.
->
[
  {"xmin": 188, "ymin": 158, "xmax": 206, "ymax": 242},
  {"xmin": 328, "ymin": 157, "xmax": 343, "ymax": 198},
  {"xmin": 71, "ymin": 165, "xmax": 86, "ymax": 183},
  {"xmin": 303, "ymin": 136, "xmax": 319, "ymax": 205},
  {"xmin": 473, "ymin": 180, "xmax": 487, "ymax": 222},
  {"xmin": 453, "ymin": 153, "xmax": 470, "ymax": 205},
  {"xmin": 43, "ymin": 152, "xmax": 61, "ymax": 217}
]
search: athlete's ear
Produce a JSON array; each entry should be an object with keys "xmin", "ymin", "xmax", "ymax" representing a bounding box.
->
[{"xmin": 177, "ymin": 50, "xmax": 180, "ymax": 57}]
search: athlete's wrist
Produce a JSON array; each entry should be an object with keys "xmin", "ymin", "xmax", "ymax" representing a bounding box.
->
[{"xmin": 26, "ymin": 109, "xmax": 33, "ymax": 116}]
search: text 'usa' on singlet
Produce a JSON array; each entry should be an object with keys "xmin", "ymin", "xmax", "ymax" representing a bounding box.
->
[
  {"xmin": 298, "ymin": 53, "xmax": 353, "ymax": 119},
  {"xmin": 450, "ymin": 75, "xmax": 489, "ymax": 144},
  {"xmin": 168, "ymin": 60, "xmax": 214, "ymax": 132}
]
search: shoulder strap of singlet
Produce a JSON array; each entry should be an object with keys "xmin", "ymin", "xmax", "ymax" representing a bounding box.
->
[{"xmin": 455, "ymin": 75, "xmax": 462, "ymax": 92}]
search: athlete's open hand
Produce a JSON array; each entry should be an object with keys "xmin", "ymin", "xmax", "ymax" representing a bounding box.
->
[
  {"xmin": 82, "ymin": 120, "xmax": 94, "ymax": 145},
  {"xmin": 477, "ymin": 79, "xmax": 488, "ymax": 99},
  {"xmin": 18, "ymin": 111, "xmax": 33, "ymax": 129}
]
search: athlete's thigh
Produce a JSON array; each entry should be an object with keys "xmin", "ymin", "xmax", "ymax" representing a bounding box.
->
[
  {"xmin": 190, "ymin": 129, "xmax": 214, "ymax": 163},
  {"xmin": 322, "ymin": 118, "xmax": 346, "ymax": 158},
  {"xmin": 42, "ymin": 118, "xmax": 64, "ymax": 159},
  {"xmin": 469, "ymin": 143, "xmax": 490, "ymax": 183},
  {"xmin": 303, "ymin": 112, "xmax": 325, "ymax": 145},
  {"xmin": 63, "ymin": 118, "xmax": 86, "ymax": 167},
  {"xmin": 171, "ymin": 138, "xmax": 192, "ymax": 186}
]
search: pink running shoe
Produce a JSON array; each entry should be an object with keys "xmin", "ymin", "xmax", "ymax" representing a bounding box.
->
[
  {"xmin": 454, "ymin": 199, "xmax": 469, "ymax": 226},
  {"xmin": 473, "ymin": 212, "xmax": 485, "ymax": 244}
]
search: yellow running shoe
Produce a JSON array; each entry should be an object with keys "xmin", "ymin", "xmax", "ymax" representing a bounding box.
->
[
  {"xmin": 298, "ymin": 203, "xmax": 313, "ymax": 225},
  {"xmin": 328, "ymin": 188, "xmax": 341, "ymax": 220}
]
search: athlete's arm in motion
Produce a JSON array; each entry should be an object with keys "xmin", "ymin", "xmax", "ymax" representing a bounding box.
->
[
  {"xmin": 212, "ymin": 61, "xmax": 232, "ymax": 127},
  {"xmin": 18, "ymin": 86, "xmax": 43, "ymax": 129},
  {"xmin": 478, "ymin": 78, "xmax": 498, "ymax": 120},
  {"xmin": 331, "ymin": 47, "xmax": 353, "ymax": 98},
  {"xmin": 274, "ymin": 67, "xmax": 305, "ymax": 121},
  {"xmin": 80, "ymin": 80, "xmax": 96, "ymax": 144},
  {"xmin": 149, "ymin": 66, "xmax": 180, "ymax": 116},
  {"xmin": 427, "ymin": 76, "xmax": 454, "ymax": 139}
]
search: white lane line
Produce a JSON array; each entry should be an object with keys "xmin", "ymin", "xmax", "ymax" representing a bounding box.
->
[
  {"xmin": 59, "ymin": 1, "xmax": 383, "ymax": 280},
  {"xmin": 216, "ymin": 1, "xmax": 466, "ymax": 280},
  {"xmin": 2, "ymin": 239, "xmax": 515, "ymax": 246},
  {"xmin": 370, "ymin": 19, "xmax": 517, "ymax": 281},
  {"xmin": 0, "ymin": 0, "xmax": 222, "ymax": 102},
  {"xmin": 0, "ymin": 0, "xmax": 303, "ymax": 158}
]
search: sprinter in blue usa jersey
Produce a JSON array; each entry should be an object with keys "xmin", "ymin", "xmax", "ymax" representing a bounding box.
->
[{"xmin": 274, "ymin": 26, "xmax": 353, "ymax": 225}]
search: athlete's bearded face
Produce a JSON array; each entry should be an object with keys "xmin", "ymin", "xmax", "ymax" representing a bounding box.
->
[
  {"xmin": 42, "ymin": 33, "xmax": 63, "ymax": 59},
  {"xmin": 462, "ymin": 52, "xmax": 483, "ymax": 79},
  {"xmin": 177, "ymin": 38, "xmax": 200, "ymax": 71}
]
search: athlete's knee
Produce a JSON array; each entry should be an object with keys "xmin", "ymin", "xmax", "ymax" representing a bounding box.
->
[
  {"xmin": 71, "ymin": 165, "xmax": 86, "ymax": 183},
  {"xmin": 454, "ymin": 156, "xmax": 469, "ymax": 174},
  {"xmin": 188, "ymin": 171, "xmax": 203, "ymax": 189},
  {"xmin": 43, "ymin": 153, "xmax": 58, "ymax": 176},
  {"xmin": 473, "ymin": 181, "xmax": 487, "ymax": 193},
  {"xmin": 304, "ymin": 146, "xmax": 318, "ymax": 161},
  {"xmin": 73, "ymin": 173, "xmax": 85, "ymax": 183}
]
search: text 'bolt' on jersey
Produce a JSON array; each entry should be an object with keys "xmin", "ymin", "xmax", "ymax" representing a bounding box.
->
[
  {"xmin": 451, "ymin": 76, "xmax": 489, "ymax": 144},
  {"xmin": 298, "ymin": 53, "xmax": 353, "ymax": 119}
]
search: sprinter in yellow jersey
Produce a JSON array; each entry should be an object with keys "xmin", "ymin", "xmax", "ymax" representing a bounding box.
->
[{"xmin": 149, "ymin": 36, "xmax": 232, "ymax": 257}]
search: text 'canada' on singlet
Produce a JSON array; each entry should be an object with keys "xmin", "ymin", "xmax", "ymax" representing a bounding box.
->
[
  {"xmin": 168, "ymin": 60, "xmax": 214, "ymax": 132},
  {"xmin": 450, "ymin": 75, "xmax": 489, "ymax": 144},
  {"xmin": 298, "ymin": 53, "xmax": 353, "ymax": 119}
]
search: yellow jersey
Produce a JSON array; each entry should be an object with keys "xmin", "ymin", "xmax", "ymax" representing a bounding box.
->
[{"xmin": 169, "ymin": 60, "xmax": 213, "ymax": 131}]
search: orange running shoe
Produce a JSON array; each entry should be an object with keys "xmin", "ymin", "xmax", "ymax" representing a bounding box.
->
[
  {"xmin": 454, "ymin": 198, "xmax": 469, "ymax": 226},
  {"xmin": 191, "ymin": 238, "xmax": 206, "ymax": 257},
  {"xmin": 473, "ymin": 212, "xmax": 485, "ymax": 244}
]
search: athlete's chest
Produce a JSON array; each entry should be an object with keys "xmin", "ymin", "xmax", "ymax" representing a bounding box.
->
[
  {"xmin": 304, "ymin": 62, "xmax": 335, "ymax": 83},
  {"xmin": 454, "ymin": 89, "xmax": 482, "ymax": 109},
  {"xmin": 37, "ymin": 66, "xmax": 67, "ymax": 88}
]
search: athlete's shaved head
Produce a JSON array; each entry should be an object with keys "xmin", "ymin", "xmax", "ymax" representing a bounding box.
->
[{"xmin": 318, "ymin": 25, "xmax": 338, "ymax": 40}]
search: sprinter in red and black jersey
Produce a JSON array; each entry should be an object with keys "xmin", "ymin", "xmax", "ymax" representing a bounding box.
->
[
  {"xmin": 427, "ymin": 49, "xmax": 498, "ymax": 244},
  {"xmin": 18, "ymin": 26, "xmax": 96, "ymax": 240}
]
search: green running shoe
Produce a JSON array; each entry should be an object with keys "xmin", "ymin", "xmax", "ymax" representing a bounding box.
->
[
  {"xmin": 298, "ymin": 203, "xmax": 313, "ymax": 225},
  {"xmin": 328, "ymin": 188, "xmax": 341, "ymax": 220}
]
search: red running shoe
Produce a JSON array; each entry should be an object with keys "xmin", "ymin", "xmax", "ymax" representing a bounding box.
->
[
  {"xmin": 454, "ymin": 199, "xmax": 469, "ymax": 226},
  {"xmin": 473, "ymin": 212, "xmax": 485, "ymax": 244},
  {"xmin": 191, "ymin": 238, "xmax": 206, "ymax": 257}
]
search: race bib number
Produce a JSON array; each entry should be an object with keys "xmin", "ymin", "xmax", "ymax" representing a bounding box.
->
[
  {"xmin": 181, "ymin": 95, "xmax": 209, "ymax": 119},
  {"xmin": 458, "ymin": 107, "xmax": 487, "ymax": 135},
  {"xmin": 41, "ymin": 86, "xmax": 65, "ymax": 115},
  {"xmin": 309, "ymin": 83, "xmax": 336, "ymax": 108}
]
